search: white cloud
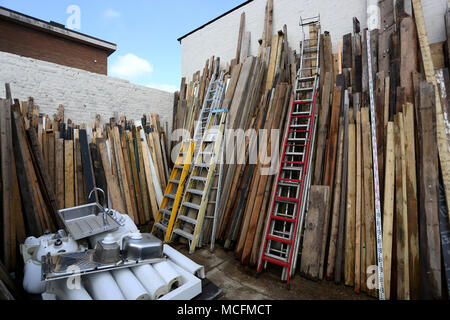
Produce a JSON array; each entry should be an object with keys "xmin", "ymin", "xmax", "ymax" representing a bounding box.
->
[
  {"xmin": 104, "ymin": 9, "xmax": 121, "ymax": 19},
  {"xmin": 147, "ymin": 83, "xmax": 178, "ymax": 93},
  {"xmin": 110, "ymin": 54, "xmax": 153, "ymax": 79}
]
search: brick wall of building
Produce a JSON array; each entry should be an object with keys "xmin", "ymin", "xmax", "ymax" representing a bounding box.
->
[{"xmin": 0, "ymin": 19, "xmax": 109, "ymax": 75}]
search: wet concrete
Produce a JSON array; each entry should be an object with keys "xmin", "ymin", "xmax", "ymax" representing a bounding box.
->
[{"xmin": 173, "ymin": 244, "xmax": 374, "ymax": 300}]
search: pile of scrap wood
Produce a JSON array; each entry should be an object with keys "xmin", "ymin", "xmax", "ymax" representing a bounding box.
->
[
  {"xmin": 169, "ymin": 0, "xmax": 300, "ymax": 257},
  {"xmin": 299, "ymin": 0, "xmax": 450, "ymax": 300},
  {"xmin": 0, "ymin": 86, "xmax": 170, "ymax": 279}
]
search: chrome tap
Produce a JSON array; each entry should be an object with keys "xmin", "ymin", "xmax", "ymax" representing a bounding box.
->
[{"xmin": 88, "ymin": 188, "xmax": 109, "ymax": 230}]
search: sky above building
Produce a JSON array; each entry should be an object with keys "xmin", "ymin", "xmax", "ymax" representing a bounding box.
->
[{"xmin": 0, "ymin": 0, "xmax": 245, "ymax": 92}]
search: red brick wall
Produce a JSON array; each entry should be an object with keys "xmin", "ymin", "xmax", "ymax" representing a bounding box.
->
[{"xmin": 0, "ymin": 19, "xmax": 109, "ymax": 74}]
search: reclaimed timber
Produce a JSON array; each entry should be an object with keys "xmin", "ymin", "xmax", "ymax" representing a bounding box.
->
[
  {"xmin": 96, "ymin": 138, "xmax": 125, "ymax": 214},
  {"xmin": 235, "ymin": 12, "xmax": 246, "ymax": 64},
  {"xmin": 55, "ymin": 139, "xmax": 65, "ymax": 210},
  {"xmin": 394, "ymin": 113, "xmax": 410, "ymax": 300},
  {"xmin": 417, "ymin": 81, "xmax": 442, "ymax": 299},
  {"xmin": 79, "ymin": 130, "xmax": 96, "ymax": 203},
  {"xmin": 89, "ymin": 143, "xmax": 107, "ymax": 203},
  {"xmin": 403, "ymin": 103, "xmax": 420, "ymax": 300},
  {"xmin": 141, "ymin": 138, "xmax": 159, "ymax": 220},
  {"xmin": 313, "ymin": 72, "xmax": 333, "ymax": 185},
  {"xmin": 127, "ymin": 131, "xmax": 145, "ymax": 225},
  {"xmin": 121, "ymin": 133, "xmax": 139, "ymax": 223},
  {"xmin": 1, "ymin": 99, "xmax": 13, "ymax": 269},
  {"xmin": 326, "ymin": 116, "xmax": 345, "ymax": 280},
  {"xmin": 300, "ymin": 186, "xmax": 330, "ymax": 281},
  {"xmin": 361, "ymin": 107, "xmax": 376, "ymax": 297},
  {"xmin": 413, "ymin": 0, "xmax": 450, "ymax": 235},
  {"xmin": 112, "ymin": 127, "xmax": 134, "ymax": 221},
  {"xmin": 319, "ymin": 87, "xmax": 342, "ymax": 280},
  {"xmin": 135, "ymin": 129, "xmax": 151, "ymax": 223},
  {"xmin": 64, "ymin": 140, "xmax": 75, "ymax": 208},
  {"xmin": 383, "ymin": 122, "xmax": 395, "ymax": 300},
  {"xmin": 400, "ymin": 17, "xmax": 418, "ymax": 103},
  {"xmin": 336, "ymin": 92, "xmax": 350, "ymax": 284},
  {"xmin": 354, "ymin": 109, "xmax": 362, "ymax": 293},
  {"xmin": 27, "ymin": 128, "xmax": 60, "ymax": 228},
  {"xmin": 345, "ymin": 122, "xmax": 356, "ymax": 286},
  {"xmin": 75, "ymin": 137, "xmax": 85, "ymax": 206}
]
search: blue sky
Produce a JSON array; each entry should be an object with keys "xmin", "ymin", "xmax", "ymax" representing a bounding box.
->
[{"xmin": 0, "ymin": 0, "xmax": 245, "ymax": 92}]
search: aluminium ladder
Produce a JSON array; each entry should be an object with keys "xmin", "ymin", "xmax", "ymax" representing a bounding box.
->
[
  {"xmin": 152, "ymin": 141, "xmax": 194, "ymax": 242},
  {"xmin": 152, "ymin": 73, "xmax": 225, "ymax": 241},
  {"xmin": 256, "ymin": 17, "xmax": 321, "ymax": 288},
  {"xmin": 171, "ymin": 107, "xmax": 228, "ymax": 254}
]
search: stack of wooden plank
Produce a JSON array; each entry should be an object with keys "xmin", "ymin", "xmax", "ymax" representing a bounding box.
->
[
  {"xmin": 299, "ymin": 0, "xmax": 450, "ymax": 300},
  {"xmin": 0, "ymin": 86, "xmax": 171, "ymax": 274}
]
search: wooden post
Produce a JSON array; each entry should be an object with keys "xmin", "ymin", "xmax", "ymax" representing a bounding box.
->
[
  {"xmin": 394, "ymin": 113, "xmax": 410, "ymax": 300},
  {"xmin": 383, "ymin": 122, "xmax": 395, "ymax": 300},
  {"xmin": 417, "ymin": 81, "xmax": 442, "ymax": 299},
  {"xmin": 300, "ymin": 186, "xmax": 330, "ymax": 281}
]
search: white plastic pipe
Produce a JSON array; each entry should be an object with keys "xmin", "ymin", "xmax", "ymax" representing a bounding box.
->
[
  {"xmin": 54, "ymin": 280, "xmax": 92, "ymax": 300},
  {"xmin": 163, "ymin": 245, "xmax": 205, "ymax": 279},
  {"xmin": 84, "ymin": 272, "xmax": 125, "ymax": 300},
  {"xmin": 132, "ymin": 264, "xmax": 169, "ymax": 300},
  {"xmin": 153, "ymin": 261, "xmax": 182, "ymax": 291},
  {"xmin": 111, "ymin": 268, "xmax": 150, "ymax": 300}
]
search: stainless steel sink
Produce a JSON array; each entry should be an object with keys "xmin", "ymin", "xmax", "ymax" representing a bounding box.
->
[{"xmin": 58, "ymin": 203, "xmax": 121, "ymax": 241}]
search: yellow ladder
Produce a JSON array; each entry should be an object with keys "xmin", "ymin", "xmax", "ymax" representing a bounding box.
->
[
  {"xmin": 171, "ymin": 108, "xmax": 228, "ymax": 253},
  {"xmin": 152, "ymin": 141, "xmax": 194, "ymax": 242}
]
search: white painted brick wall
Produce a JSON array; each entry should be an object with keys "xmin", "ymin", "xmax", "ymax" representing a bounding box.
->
[
  {"xmin": 181, "ymin": 0, "xmax": 447, "ymax": 78},
  {"xmin": 0, "ymin": 51, "xmax": 174, "ymax": 132}
]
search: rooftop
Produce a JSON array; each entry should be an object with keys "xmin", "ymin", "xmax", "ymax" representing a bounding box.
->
[{"xmin": 0, "ymin": 6, "xmax": 117, "ymax": 55}]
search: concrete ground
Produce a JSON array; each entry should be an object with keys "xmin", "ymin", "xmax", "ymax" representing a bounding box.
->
[{"xmin": 174, "ymin": 244, "xmax": 373, "ymax": 300}]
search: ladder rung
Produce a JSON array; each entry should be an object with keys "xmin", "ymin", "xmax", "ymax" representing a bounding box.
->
[
  {"xmin": 295, "ymin": 87, "xmax": 314, "ymax": 92},
  {"xmin": 267, "ymin": 235, "xmax": 294, "ymax": 245},
  {"xmin": 271, "ymin": 215, "xmax": 296, "ymax": 223},
  {"xmin": 183, "ymin": 202, "xmax": 201, "ymax": 211},
  {"xmin": 286, "ymin": 144, "xmax": 307, "ymax": 147},
  {"xmin": 191, "ymin": 176, "xmax": 208, "ymax": 183},
  {"xmin": 279, "ymin": 178, "xmax": 303, "ymax": 183},
  {"xmin": 165, "ymin": 193, "xmax": 176, "ymax": 200},
  {"xmin": 159, "ymin": 208, "xmax": 172, "ymax": 216},
  {"xmin": 304, "ymin": 46, "xmax": 318, "ymax": 53},
  {"xmin": 169, "ymin": 179, "xmax": 181, "ymax": 184},
  {"xmin": 154, "ymin": 222, "xmax": 167, "ymax": 232},
  {"xmin": 177, "ymin": 215, "xmax": 198, "ymax": 225},
  {"xmin": 285, "ymin": 152, "xmax": 304, "ymax": 156},
  {"xmin": 292, "ymin": 112, "xmax": 311, "ymax": 116},
  {"xmin": 173, "ymin": 229, "xmax": 193, "ymax": 241},
  {"xmin": 291, "ymin": 115, "xmax": 311, "ymax": 119},
  {"xmin": 282, "ymin": 161, "xmax": 305, "ymax": 165},
  {"xmin": 262, "ymin": 255, "xmax": 289, "ymax": 268},
  {"xmin": 275, "ymin": 196, "xmax": 298, "ymax": 203},
  {"xmin": 186, "ymin": 188, "xmax": 204, "ymax": 196},
  {"xmin": 299, "ymin": 76, "xmax": 316, "ymax": 82},
  {"xmin": 174, "ymin": 165, "xmax": 184, "ymax": 169},
  {"xmin": 289, "ymin": 130, "xmax": 310, "ymax": 134},
  {"xmin": 294, "ymin": 100, "xmax": 314, "ymax": 104},
  {"xmin": 282, "ymin": 166, "xmax": 302, "ymax": 171},
  {"xmin": 194, "ymin": 163, "xmax": 210, "ymax": 169}
]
